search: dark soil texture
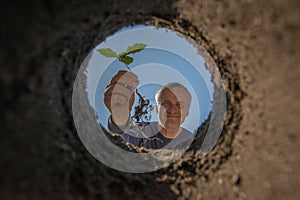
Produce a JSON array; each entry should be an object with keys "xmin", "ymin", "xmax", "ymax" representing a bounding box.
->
[{"xmin": 1, "ymin": 0, "xmax": 299, "ymax": 199}]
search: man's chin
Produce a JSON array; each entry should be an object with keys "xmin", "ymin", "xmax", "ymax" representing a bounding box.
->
[{"xmin": 164, "ymin": 122, "xmax": 180, "ymax": 130}]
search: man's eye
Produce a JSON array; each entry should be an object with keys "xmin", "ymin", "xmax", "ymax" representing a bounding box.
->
[
  {"xmin": 161, "ymin": 102, "xmax": 171, "ymax": 106},
  {"xmin": 177, "ymin": 103, "xmax": 184, "ymax": 108}
]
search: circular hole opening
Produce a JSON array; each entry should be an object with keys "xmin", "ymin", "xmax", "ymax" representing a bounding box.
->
[{"xmin": 72, "ymin": 24, "xmax": 226, "ymax": 172}]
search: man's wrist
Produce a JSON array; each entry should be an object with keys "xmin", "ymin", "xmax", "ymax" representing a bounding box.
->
[{"xmin": 110, "ymin": 115, "xmax": 131, "ymax": 128}]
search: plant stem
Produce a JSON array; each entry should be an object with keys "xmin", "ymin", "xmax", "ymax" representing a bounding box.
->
[
  {"xmin": 125, "ymin": 64, "xmax": 146, "ymax": 101},
  {"xmin": 125, "ymin": 64, "xmax": 147, "ymax": 122},
  {"xmin": 124, "ymin": 64, "xmax": 131, "ymax": 71}
]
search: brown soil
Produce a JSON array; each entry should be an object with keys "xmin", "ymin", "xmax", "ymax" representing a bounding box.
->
[{"xmin": 1, "ymin": 0, "xmax": 299, "ymax": 199}]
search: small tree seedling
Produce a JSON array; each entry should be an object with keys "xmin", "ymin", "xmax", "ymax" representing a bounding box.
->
[{"xmin": 97, "ymin": 43, "xmax": 154, "ymax": 123}]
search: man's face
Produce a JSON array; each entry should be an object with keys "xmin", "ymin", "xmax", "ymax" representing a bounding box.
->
[{"xmin": 156, "ymin": 87, "xmax": 190, "ymax": 131}]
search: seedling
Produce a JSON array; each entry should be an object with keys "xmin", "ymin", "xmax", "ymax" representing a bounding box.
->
[{"xmin": 97, "ymin": 43, "xmax": 154, "ymax": 123}]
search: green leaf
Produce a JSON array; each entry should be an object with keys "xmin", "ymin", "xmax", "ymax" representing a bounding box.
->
[
  {"xmin": 97, "ymin": 48, "xmax": 118, "ymax": 57},
  {"xmin": 118, "ymin": 51, "xmax": 126, "ymax": 58},
  {"xmin": 125, "ymin": 43, "xmax": 147, "ymax": 55},
  {"xmin": 122, "ymin": 56, "xmax": 134, "ymax": 65}
]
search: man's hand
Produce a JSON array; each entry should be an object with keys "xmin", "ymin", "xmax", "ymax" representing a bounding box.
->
[{"xmin": 104, "ymin": 70, "xmax": 139, "ymax": 126}]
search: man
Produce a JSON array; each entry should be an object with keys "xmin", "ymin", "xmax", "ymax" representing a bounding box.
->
[{"xmin": 104, "ymin": 70, "xmax": 193, "ymax": 149}]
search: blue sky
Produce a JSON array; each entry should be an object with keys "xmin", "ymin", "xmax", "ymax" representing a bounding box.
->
[{"xmin": 85, "ymin": 25, "xmax": 213, "ymax": 133}]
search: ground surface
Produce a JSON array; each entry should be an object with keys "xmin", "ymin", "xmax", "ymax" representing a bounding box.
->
[{"xmin": 1, "ymin": 0, "xmax": 299, "ymax": 199}]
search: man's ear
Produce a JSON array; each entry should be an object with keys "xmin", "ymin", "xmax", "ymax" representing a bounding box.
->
[{"xmin": 155, "ymin": 103, "xmax": 158, "ymax": 113}]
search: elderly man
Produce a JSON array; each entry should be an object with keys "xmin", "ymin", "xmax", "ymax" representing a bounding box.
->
[{"xmin": 104, "ymin": 70, "xmax": 193, "ymax": 149}]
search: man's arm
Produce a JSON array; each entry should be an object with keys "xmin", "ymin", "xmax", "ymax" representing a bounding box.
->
[
  {"xmin": 107, "ymin": 115, "xmax": 129, "ymax": 133},
  {"xmin": 107, "ymin": 115, "xmax": 147, "ymax": 147},
  {"xmin": 104, "ymin": 70, "xmax": 148, "ymax": 147}
]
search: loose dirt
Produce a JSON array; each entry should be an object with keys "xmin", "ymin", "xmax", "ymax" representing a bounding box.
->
[{"xmin": 1, "ymin": 0, "xmax": 299, "ymax": 199}]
